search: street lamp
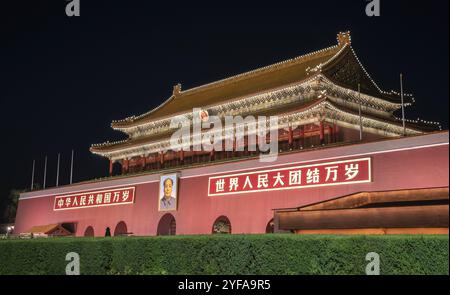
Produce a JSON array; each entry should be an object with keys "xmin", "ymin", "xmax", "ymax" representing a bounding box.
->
[{"xmin": 6, "ymin": 226, "xmax": 14, "ymax": 238}]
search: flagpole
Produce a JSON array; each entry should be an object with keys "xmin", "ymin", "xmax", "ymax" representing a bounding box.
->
[
  {"xmin": 56, "ymin": 153, "xmax": 60, "ymax": 187},
  {"xmin": 358, "ymin": 83, "xmax": 363, "ymax": 141},
  {"xmin": 43, "ymin": 156, "xmax": 47, "ymax": 189},
  {"xmin": 400, "ymin": 73, "xmax": 406, "ymax": 136},
  {"xmin": 31, "ymin": 160, "xmax": 35, "ymax": 191},
  {"xmin": 70, "ymin": 150, "xmax": 74, "ymax": 184}
]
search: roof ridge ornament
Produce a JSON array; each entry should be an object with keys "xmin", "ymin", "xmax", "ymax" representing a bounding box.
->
[
  {"xmin": 337, "ymin": 31, "xmax": 351, "ymax": 46},
  {"xmin": 173, "ymin": 83, "xmax": 182, "ymax": 97}
]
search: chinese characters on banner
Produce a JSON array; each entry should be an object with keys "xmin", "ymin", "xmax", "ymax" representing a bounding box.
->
[
  {"xmin": 208, "ymin": 158, "xmax": 371, "ymax": 196},
  {"xmin": 53, "ymin": 187, "xmax": 135, "ymax": 211}
]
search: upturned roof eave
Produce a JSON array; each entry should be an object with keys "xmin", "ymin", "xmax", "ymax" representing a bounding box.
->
[{"xmin": 90, "ymin": 98, "xmax": 432, "ymax": 157}]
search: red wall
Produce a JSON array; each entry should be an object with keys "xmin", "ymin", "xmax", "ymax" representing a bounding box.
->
[{"xmin": 14, "ymin": 133, "xmax": 449, "ymax": 236}]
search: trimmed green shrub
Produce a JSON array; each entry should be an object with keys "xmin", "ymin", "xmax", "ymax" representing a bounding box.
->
[{"xmin": 0, "ymin": 235, "xmax": 447, "ymax": 275}]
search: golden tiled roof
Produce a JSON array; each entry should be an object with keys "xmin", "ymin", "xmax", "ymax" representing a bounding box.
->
[{"xmin": 111, "ymin": 33, "xmax": 350, "ymax": 129}]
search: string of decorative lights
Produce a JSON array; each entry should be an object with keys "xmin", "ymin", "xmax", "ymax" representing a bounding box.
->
[{"xmin": 93, "ymin": 99, "xmax": 424, "ymax": 161}]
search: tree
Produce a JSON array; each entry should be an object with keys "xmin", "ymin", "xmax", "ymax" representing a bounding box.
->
[
  {"xmin": 1, "ymin": 184, "xmax": 42, "ymax": 223},
  {"xmin": 2, "ymin": 189, "xmax": 24, "ymax": 223}
]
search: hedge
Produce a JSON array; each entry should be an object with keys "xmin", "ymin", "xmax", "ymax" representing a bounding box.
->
[{"xmin": 0, "ymin": 235, "xmax": 448, "ymax": 275}]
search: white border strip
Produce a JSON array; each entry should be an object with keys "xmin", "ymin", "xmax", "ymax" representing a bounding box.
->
[
  {"xmin": 181, "ymin": 142, "xmax": 448, "ymax": 180},
  {"xmin": 21, "ymin": 180, "xmax": 157, "ymax": 201}
]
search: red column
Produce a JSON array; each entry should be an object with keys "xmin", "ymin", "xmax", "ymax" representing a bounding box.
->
[
  {"xmin": 255, "ymin": 136, "xmax": 260, "ymax": 153},
  {"xmin": 109, "ymin": 160, "xmax": 113, "ymax": 176},
  {"xmin": 160, "ymin": 152, "xmax": 164, "ymax": 165},
  {"xmin": 288, "ymin": 126, "xmax": 293, "ymax": 148},
  {"xmin": 122, "ymin": 159, "xmax": 129, "ymax": 174},
  {"xmin": 179, "ymin": 150, "xmax": 184, "ymax": 163},
  {"xmin": 244, "ymin": 135, "xmax": 248, "ymax": 155},
  {"xmin": 300, "ymin": 125, "xmax": 305, "ymax": 148},
  {"xmin": 142, "ymin": 155, "xmax": 146, "ymax": 170},
  {"xmin": 329, "ymin": 126, "xmax": 334, "ymax": 143},
  {"xmin": 319, "ymin": 121, "xmax": 325, "ymax": 145},
  {"xmin": 333, "ymin": 123, "xmax": 339, "ymax": 142}
]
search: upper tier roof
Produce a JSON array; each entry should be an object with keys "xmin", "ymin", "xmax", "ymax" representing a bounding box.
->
[{"xmin": 111, "ymin": 32, "xmax": 409, "ymax": 130}]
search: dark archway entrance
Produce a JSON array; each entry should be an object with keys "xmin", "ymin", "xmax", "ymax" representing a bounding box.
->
[
  {"xmin": 212, "ymin": 216, "xmax": 231, "ymax": 234},
  {"xmin": 105, "ymin": 227, "xmax": 111, "ymax": 237},
  {"xmin": 265, "ymin": 219, "xmax": 274, "ymax": 233},
  {"xmin": 114, "ymin": 221, "xmax": 128, "ymax": 236},
  {"xmin": 84, "ymin": 226, "xmax": 94, "ymax": 237},
  {"xmin": 157, "ymin": 214, "xmax": 176, "ymax": 236}
]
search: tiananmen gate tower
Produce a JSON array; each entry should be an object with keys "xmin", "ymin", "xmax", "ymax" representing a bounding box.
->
[{"xmin": 14, "ymin": 32, "xmax": 449, "ymax": 237}]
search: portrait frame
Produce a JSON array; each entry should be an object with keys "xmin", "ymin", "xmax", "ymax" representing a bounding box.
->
[{"xmin": 158, "ymin": 173, "xmax": 179, "ymax": 212}]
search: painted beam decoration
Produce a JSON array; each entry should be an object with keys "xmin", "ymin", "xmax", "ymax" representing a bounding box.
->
[
  {"xmin": 208, "ymin": 158, "xmax": 371, "ymax": 196},
  {"xmin": 53, "ymin": 186, "xmax": 136, "ymax": 211}
]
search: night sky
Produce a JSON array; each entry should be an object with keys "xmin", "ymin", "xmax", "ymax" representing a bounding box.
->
[{"xmin": 0, "ymin": 0, "xmax": 448, "ymax": 216}]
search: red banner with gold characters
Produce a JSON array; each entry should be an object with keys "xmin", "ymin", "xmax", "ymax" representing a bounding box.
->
[
  {"xmin": 53, "ymin": 186, "xmax": 135, "ymax": 211},
  {"xmin": 208, "ymin": 158, "xmax": 371, "ymax": 196}
]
